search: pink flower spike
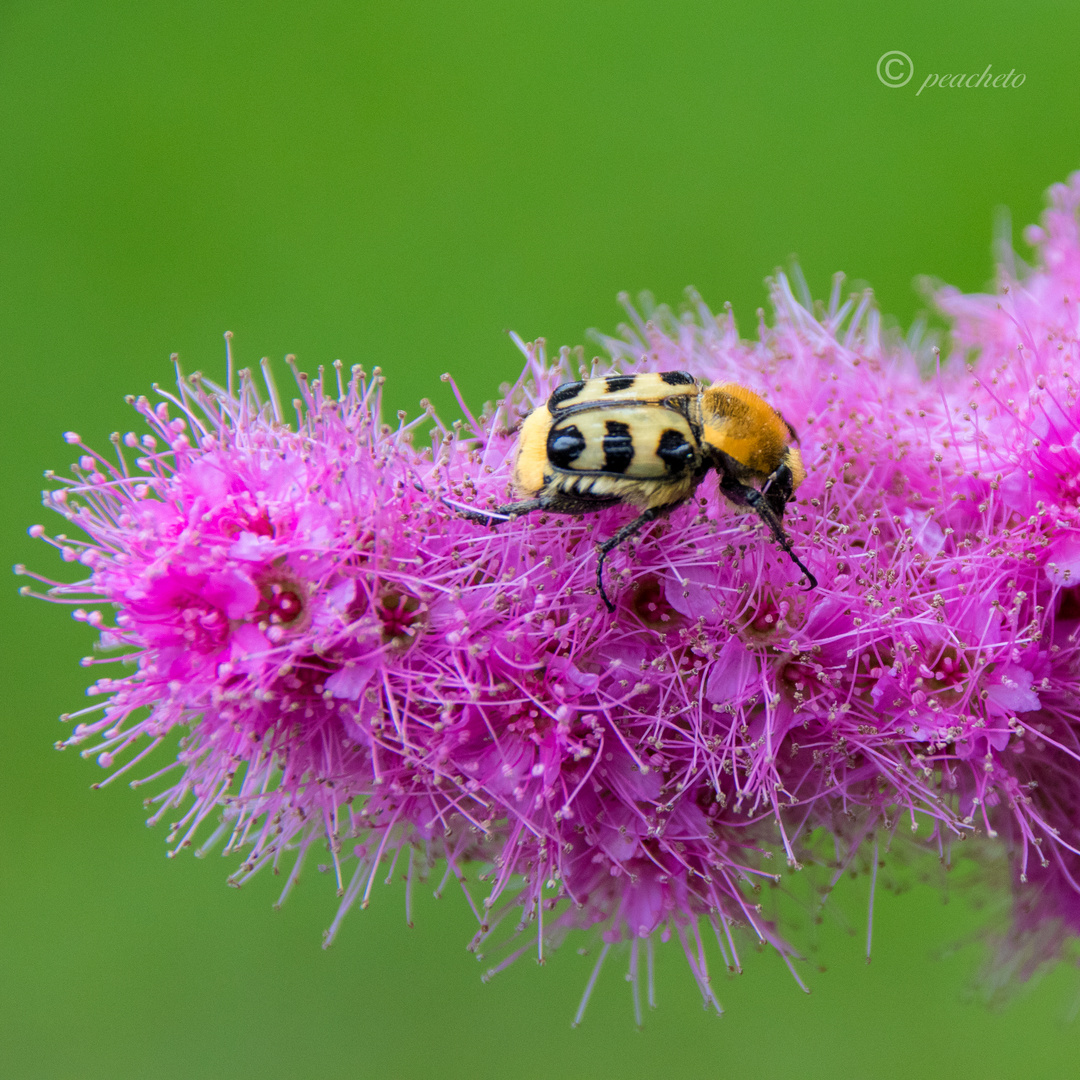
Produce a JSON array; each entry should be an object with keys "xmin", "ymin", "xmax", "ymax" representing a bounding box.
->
[{"xmin": 26, "ymin": 172, "xmax": 1080, "ymax": 1015}]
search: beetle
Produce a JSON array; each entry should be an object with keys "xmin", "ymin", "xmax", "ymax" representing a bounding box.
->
[{"xmin": 455, "ymin": 370, "xmax": 816, "ymax": 611}]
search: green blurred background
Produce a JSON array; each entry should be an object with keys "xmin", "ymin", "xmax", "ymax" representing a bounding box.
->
[{"xmin": 3, "ymin": 2, "xmax": 1080, "ymax": 1077}]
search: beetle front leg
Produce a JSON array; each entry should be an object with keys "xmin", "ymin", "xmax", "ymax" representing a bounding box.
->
[
  {"xmin": 761, "ymin": 463, "xmax": 795, "ymax": 520},
  {"xmin": 720, "ymin": 474, "xmax": 816, "ymax": 590}
]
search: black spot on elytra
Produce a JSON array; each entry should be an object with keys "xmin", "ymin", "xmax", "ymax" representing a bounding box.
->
[
  {"xmin": 656, "ymin": 428, "xmax": 694, "ymax": 474},
  {"xmin": 548, "ymin": 380, "xmax": 584, "ymax": 411},
  {"xmin": 605, "ymin": 375, "xmax": 635, "ymax": 393},
  {"xmin": 548, "ymin": 424, "xmax": 586, "ymax": 468},
  {"xmin": 660, "ymin": 371, "xmax": 695, "ymax": 386},
  {"xmin": 602, "ymin": 420, "xmax": 634, "ymax": 474}
]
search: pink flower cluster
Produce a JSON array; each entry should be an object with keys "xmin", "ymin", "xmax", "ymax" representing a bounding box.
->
[{"xmin": 22, "ymin": 174, "xmax": 1080, "ymax": 1016}]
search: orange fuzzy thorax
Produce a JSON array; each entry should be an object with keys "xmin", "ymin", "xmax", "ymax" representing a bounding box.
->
[{"xmin": 700, "ymin": 382, "xmax": 799, "ymax": 483}]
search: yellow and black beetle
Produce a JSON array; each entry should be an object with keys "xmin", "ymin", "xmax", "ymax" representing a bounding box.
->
[{"xmin": 457, "ymin": 370, "xmax": 816, "ymax": 611}]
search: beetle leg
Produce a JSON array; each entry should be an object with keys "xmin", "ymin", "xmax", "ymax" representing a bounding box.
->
[
  {"xmin": 760, "ymin": 463, "xmax": 795, "ymax": 520},
  {"xmin": 494, "ymin": 498, "xmax": 547, "ymax": 518},
  {"xmin": 443, "ymin": 496, "xmax": 545, "ymax": 525},
  {"xmin": 595, "ymin": 507, "xmax": 662, "ymax": 612},
  {"xmin": 720, "ymin": 474, "xmax": 816, "ymax": 590}
]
